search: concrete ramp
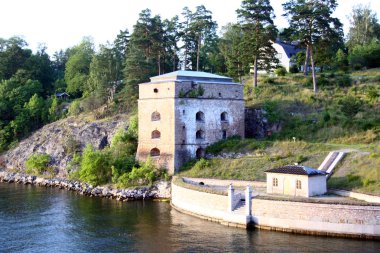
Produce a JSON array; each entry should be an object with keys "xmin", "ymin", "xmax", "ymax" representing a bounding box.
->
[{"xmin": 318, "ymin": 151, "xmax": 345, "ymax": 178}]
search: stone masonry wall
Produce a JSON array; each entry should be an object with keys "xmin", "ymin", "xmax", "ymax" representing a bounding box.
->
[{"xmin": 251, "ymin": 198, "xmax": 380, "ymax": 238}]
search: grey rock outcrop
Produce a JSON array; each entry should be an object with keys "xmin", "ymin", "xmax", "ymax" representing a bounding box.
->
[
  {"xmin": 0, "ymin": 114, "xmax": 129, "ymax": 177},
  {"xmin": 0, "ymin": 171, "xmax": 171, "ymax": 200}
]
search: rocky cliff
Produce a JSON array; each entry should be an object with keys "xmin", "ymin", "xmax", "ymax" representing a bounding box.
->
[{"xmin": 0, "ymin": 114, "xmax": 129, "ymax": 177}]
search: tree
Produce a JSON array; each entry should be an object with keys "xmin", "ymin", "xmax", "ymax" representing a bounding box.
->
[
  {"xmin": 0, "ymin": 37, "xmax": 32, "ymax": 80},
  {"xmin": 180, "ymin": 6, "xmax": 218, "ymax": 71},
  {"xmin": 283, "ymin": 0, "xmax": 343, "ymax": 93},
  {"xmin": 347, "ymin": 4, "xmax": 380, "ymax": 51},
  {"xmin": 219, "ymin": 23, "xmax": 245, "ymax": 81},
  {"xmin": 87, "ymin": 44, "xmax": 122, "ymax": 103},
  {"xmin": 64, "ymin": 38, "xmax": 95, "ymax": 97},
  {"xmin": 237, "ymin": 0, "xmax": 278, "ymax": 88}
]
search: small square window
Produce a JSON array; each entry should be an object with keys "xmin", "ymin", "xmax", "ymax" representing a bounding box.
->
[
  {"xmin": 296, "ymin": 180, "xmax": 302, "ymax": 189},
  {"xmin": 273, "ymin": 178, "xmax": 278, "ymax": 187}
]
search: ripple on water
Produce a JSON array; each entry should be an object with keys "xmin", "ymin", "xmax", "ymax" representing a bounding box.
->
[{"xmin": 1, "ymin": 182, "xmax": 380, "ymax": 253}]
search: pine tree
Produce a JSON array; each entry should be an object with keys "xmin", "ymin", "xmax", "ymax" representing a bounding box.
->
[
  {"xmin": 283, "ymin": 0, "xmax": 343, "ymax": 93},
  {"xmin": 237, "ymin": 0, "xmax": 278, "ymax": 88}
]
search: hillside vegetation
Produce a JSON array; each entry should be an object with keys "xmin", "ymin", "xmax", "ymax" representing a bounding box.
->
[{"xmin": 180, "ymin": 69, "xmax": 380, "ymax": 196}]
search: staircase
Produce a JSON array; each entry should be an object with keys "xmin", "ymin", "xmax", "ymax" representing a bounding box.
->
[
  {"xmin": 318, "ymin": 151, "xmax": 346, "ymax": 178},
  {"xmin": 233, "ymin": 200, "xmax": 246, "ymax": 214}
]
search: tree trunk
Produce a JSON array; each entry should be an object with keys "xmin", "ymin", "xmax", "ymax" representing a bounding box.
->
[
  {"xmin": 158, "ymin": 53, "xmax": 161, "ymax": 75},
  {"xmin": 253, "ymin": 57, "xmax": 258, "ymax": 88},
  {"xmin": 196, "ymin": 36, "xmax": 201, "ymax": 71},
  {"xmin": 309, "ymin": 45, "xmax": 317, "ymax": 94},
  {"xmin": 304, "ymin": 45, "xmax": 310, "ymax": 76}
]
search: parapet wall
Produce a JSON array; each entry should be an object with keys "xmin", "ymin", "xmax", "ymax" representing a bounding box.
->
[
  {"xmin": 252, "ymin": 198, "xmax": 380, "ymax": 239},
  {"xmin": 171, "ymin": 183, "xmax": 228, "ymax": 221}
]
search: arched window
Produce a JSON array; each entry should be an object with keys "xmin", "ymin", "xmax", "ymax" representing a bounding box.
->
[
  {"xmin": 151, "ymin": 111, "xmax": 160, "ymax": 121},
  {"xmin": 150, "ymin": 148, "xmax": 160, "ymax": 157},
  {"xmin": 196, "ymin": 130, "xmax": 205, "ymax": 140},
  {"xmin": 196, "ymin": 148, "xmax": 205, "ymax": 159},
  {"xmin": 151, "ymin": 130, "xmax": 161, "ymax": 139},
  {"xmin": 154, "ymin": 88, "xmax": 158, "ymax": 93},
  {"xmin": 221, "ymin": 112, "xmax": 228, "ymax": 122},
  {"xmin": 196, "ymin": 111, "xmax": 205, "ymax": 122}
]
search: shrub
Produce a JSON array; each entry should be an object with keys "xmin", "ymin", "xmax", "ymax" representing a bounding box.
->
[
  {"xmin": 79, "ymin": 144, "xmax": 110, "ymax": 186},
  {"xmin": 289, "ymin": 65, "xmax": 299, "ymax": 73},
  {"xmin": 338, "ymin": 96, "xmax": 363, "ymax": 118},
  {"xmin": 335, "ymin": 74, "xmax": 351, "ymax": 87},
  {"xmin": 275, "ymin": 67, "xmax": 287, "ymax": 76},
  {"xmin": 261, "ymin": 76, "xmax": 275, "ymax": 84},
  {"xmin": 68, "ymin": 100, "xmax": 82, "ymax": 116},
  {"xmin": 25, "ymin": 153, "xmax": 51, "ymax": 175}
]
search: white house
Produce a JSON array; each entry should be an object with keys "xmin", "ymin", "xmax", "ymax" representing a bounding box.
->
[
  {"xmin": 272, "ymin": 39, "xmax": 302, "ymax": 72},
  {"xmin": 265, "ymin": 165, "xmax": 327, "ymax": 197}
]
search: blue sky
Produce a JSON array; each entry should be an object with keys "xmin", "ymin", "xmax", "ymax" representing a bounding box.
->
[{"xmin": 1, "ymin": 0, "xmax": 379, "ymax": 55}]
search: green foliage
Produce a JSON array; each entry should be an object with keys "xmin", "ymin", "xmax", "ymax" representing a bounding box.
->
[
  {"xmin": 78, "ymin": 144, "xmax": 110, "ymax": 186},
  {"xmin": 348, "ymin": 41, "xmax": 380, "ymax": 69},
  {"xmin": 338, "ymin": 96, "xmax": 363, "ymax": 118},
  {"xmin": 65, "ymin": 38, "xmax": 95, "ymax": 97},
  {"xmin": 68, "ymin": 100, "xmax": 82, "ymax": 116},
  {"xmin": 25, "ymin": 153, "xmax": 51, "ymax": 175},
  {"xmin": 289, "ymin": 65, "xmax": 299, "ymax": 73},
  {"xmin": 236, "ymin": 0, "xmax": 279, "ymax": 88},
  {"xmin": 275, "ymin": 67, "xmax": 287, "ymax": 76}
]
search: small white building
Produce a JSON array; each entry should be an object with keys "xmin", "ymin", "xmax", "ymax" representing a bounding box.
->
[
  {"xmin": 272, "ymin": 40, "xmax": 301, "ymax": 72},
  {"xmin": 265, "ymin": 165, "xmax": 327, "ymax": 197}
]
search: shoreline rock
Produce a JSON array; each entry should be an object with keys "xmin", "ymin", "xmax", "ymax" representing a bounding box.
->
[{"xmin": 0, "ymin": 171, "xmax": 171, "ymax": 201}]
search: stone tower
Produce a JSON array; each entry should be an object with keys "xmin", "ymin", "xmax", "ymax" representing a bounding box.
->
[{"xmin": 136, "ymin": 71, "xmax": 244, "ymax": 174}]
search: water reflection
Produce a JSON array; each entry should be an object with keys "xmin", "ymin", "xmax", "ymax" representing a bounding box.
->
[{"xmin": 1, "ymin": 183, "xmax": 379, "ymax": 253}]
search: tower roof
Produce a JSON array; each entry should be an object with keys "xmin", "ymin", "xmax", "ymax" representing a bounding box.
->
[{"xmin": 149, "ymin": 70, "xmax": 236, "ymax": 84}]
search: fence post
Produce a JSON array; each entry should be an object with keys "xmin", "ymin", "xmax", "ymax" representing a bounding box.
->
[
  {"xmin": 228, "ymin": 184, "xmax": 234, "ymax": 212},
  {"xmin": 245, "ymin": 185, "xmax": 252, "ymax": 216}
]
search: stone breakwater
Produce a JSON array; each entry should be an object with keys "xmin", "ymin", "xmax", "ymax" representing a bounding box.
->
[{"xmin": 0, "ymin": 171, "xmax": 171, "ymax": 200}]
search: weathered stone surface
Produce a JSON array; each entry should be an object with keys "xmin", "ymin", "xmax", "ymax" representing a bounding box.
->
[
  {"xmin": 244, "ymin": 108, "xmax": 282, "ymax": 139},
  {"xmin": 0, "ymin": 114, "xmax": 128, "ymax": 177}
]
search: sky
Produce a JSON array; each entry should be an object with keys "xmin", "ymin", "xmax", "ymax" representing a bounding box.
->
[{"xmin": 1, "ymin": 0, "xmax": 380, "ymax": 55}]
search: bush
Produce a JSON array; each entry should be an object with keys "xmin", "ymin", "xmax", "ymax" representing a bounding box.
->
[
  {"xmin": 68, "ymin": 100, "xmax": 82, "ymax": 116},
  {"xmin": 79, "ymin": 144, "xmax": 110, "ymax": 186},
  {"xmin": 25, "ymin": 153, "xmax": 51, "ymax": 175},
  {"xmin": 338, "ymin": 96, "xmax": 363, "ymax": 118},
  {"xmin": 335, "ymin": 74, "xmax": 351, "ymax": 87},
  {"xmin": 289, "ymin": 65, "xmax": 299, "ymax": 73},
  {"xmin": 275, "ymin": 67, "xmax": 287, "ymax": 76}
]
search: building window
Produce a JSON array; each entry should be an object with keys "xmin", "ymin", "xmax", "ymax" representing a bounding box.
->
[
  {"xmin": 150, "ymin": 148, "xmax": 160, "ymax": 157},
  {"xmin": 221, "ymin": 112, "xmax": 228, "ymax": 122},
  {"xmin": 296, "ymin": 180, "xmax": 302, "ymax": 189},
  {"xmin": 222, "ymin": 130, "xmax": 227, "ymax": 139},
  {"xmin": 154, "ymin": 88, "xmax": 158, "ymax": 93},
  {"xmin": 273, "ymin": 178, "xmax": 278, "ymax": 187},
  {"xmin": 151, "ymin": 111, "xmax": 160, "ymax": 121},
  {"xmin": 218, "ymin": 92, "xmax": 222, "ymax": 97},
  {"xmin": 196, "ymin": 111, "xmax": 205, "ymax": 122},
  {"xmin": 151, "ymin": 130, "xmax": 161, "ymax": 139},
  {"xmin": 196, "ymin": 130, "xmax": 205, "ymax": 140},
  {"xmin": 183, "ymin": 110, "xmax": 185, "ymax": 115},
  {"xmin": 196, "ymin": 148, "xmax": 205, "ymax": 159}
]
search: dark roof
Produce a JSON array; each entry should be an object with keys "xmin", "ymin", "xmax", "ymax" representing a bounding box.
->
[
  {"xmin": 55, "ymin": 92, "xmax": 70, "ymax": 97},
  {"xmin": 274, "ymin": 39, "xmax": 302, "ymax": 58},
  {"xmin": 265, "ymin": 165, "xmax": 327, "ymax": 176}
]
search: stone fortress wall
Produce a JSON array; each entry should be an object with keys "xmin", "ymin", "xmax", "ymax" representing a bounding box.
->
[
  {"xmin": 171, "ymin": 179, "xmax": 380, "ymax": 239},
  {"xmin": 136, "ymin": 71, "xmax": 245, "ymax": 174}
]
